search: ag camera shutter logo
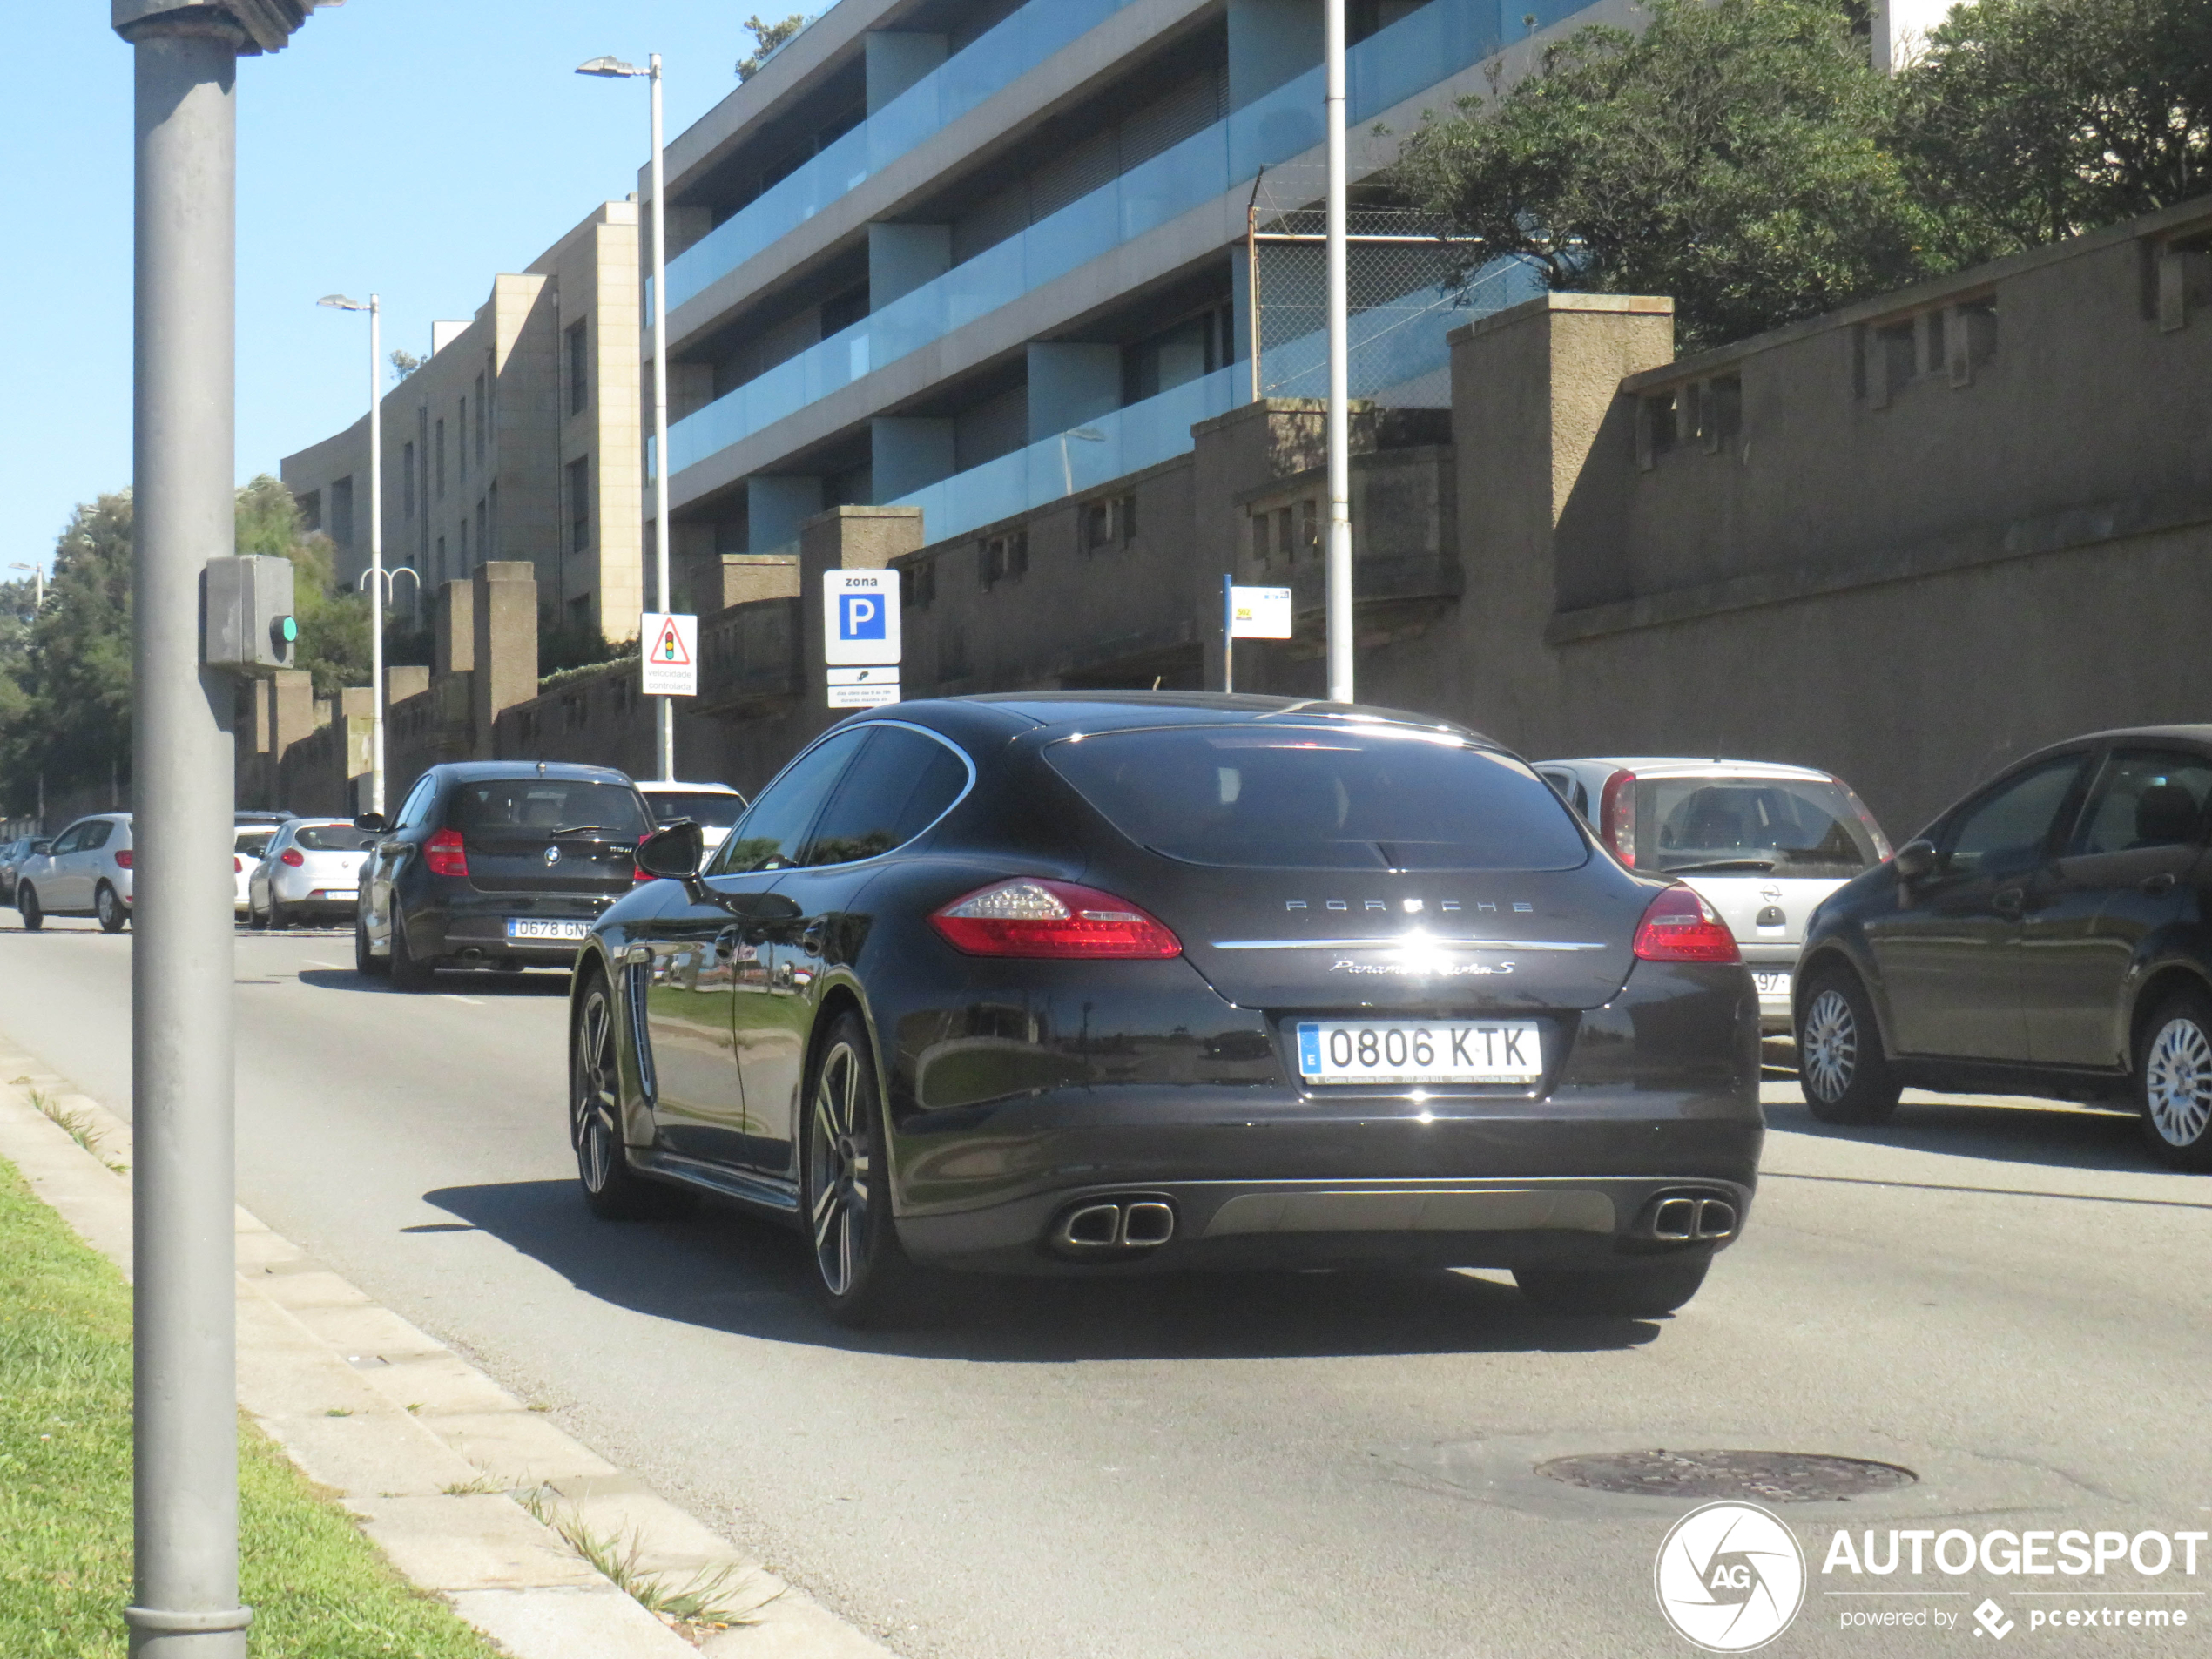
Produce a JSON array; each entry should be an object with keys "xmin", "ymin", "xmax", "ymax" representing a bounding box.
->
[{"xmin": 1655, "ymin": 1502, "xmax": 1806, "ymax": 1651}]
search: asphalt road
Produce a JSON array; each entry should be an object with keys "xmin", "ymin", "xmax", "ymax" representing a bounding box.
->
[{"xmin": 3, "ymin": 913, "xmax": 2209, "ymax": 1657}]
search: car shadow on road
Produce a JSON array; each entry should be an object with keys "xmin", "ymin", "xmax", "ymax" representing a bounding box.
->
[
  {"xmin": 294, "ymin": 968, "xmax": 570, "ymax": 998},
  {"xmin": 1762, "ymin": 1086, "xmax": 2194, "ymax": 1181},
  {"xmin": 421, "ymin": 1178, "xmax": 1669, "ymax": 1362}
]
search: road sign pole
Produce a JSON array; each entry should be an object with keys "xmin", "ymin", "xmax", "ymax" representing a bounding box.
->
[
  {"xmin": 121, "ymin": 14, "xmax": 245, "ymax": 1656},
  {"xmin": 1323, "ymin": 0, "xmax": 1355, "ymax": 705},
  {"xmin": 113, "ymin": 3, "xmax": 321, "ymax": 1651}
]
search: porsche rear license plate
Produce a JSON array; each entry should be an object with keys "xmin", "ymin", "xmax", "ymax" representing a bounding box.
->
[
  {"xmin": 506, "ymin": 918, "xmax": 589, "ymax": 942},
  {"xmin": 1296, "ymin": 1020, "xmax": 1542, "ymax": 1087}
]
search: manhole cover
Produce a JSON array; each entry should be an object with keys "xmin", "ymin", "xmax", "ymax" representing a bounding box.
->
[{"xmin": 1536, "ymin": 1450, "xmax": 1918, "ymax": 1502}]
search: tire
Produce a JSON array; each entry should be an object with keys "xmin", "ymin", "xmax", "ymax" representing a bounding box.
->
[
  {"xmin": 570, "ymin": 973, "xmax": 691, "ymax": 1220},
  {"xmin": 388, "ymin": 909, "xmax": 436, "ymax": 991},
  {"xmin": 266, "ymin": 897, "xmax": 288, "ymax": 932},
  {"xmin": 354, "ymin": 913, "xmax": 388, "ymax": 978},
  {"xmin": 2135, "ymin": 988, "xmax": 2212, "ymax": 1170},
  {"xmin": 17, "ymin": 884, "xmax": 40, "ymax": 933},
  {"xmin": 801, "ymin": 1009, "xmax": 925, "ymax": 1327},
  {"xmin": 95, "ymin": 883, "xmax": 127, "ymax": 934},
  {"xmin": 249, "ymin": 895, "xmax": 270, "ymax": 930},
  {"xmin": 1514, "ymin": 1258, "xmax": 1710, "ymax": 1318},
  {"xmin": 1795, "ymin": 968, "xmax": 1901, "ymax": 1124}
]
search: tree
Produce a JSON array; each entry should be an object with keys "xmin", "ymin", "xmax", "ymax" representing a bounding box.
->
[
  {"xmin": 1891, "ymin": 0, "xmax": 2212, "ymax": 251},
  {"xmin": 0, "ymin": 493, "xmax": 136, "ymax": 813},
  {"xmin": 389, "ymin": 347, "xmax": 424, "ymax": 381},
  {"xmin": 1393, "ymin": 0, "xmax": 1949, "ymax": 351},
  {"xmin": 737, "ymin": 13, "xmax": 809, "ymax": 81}
]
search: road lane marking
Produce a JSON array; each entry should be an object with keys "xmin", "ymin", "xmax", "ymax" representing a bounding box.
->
[
  {"xmin": 303, "ymin": 961, "xmax": 346, "ymax": 970},
  {"xmin": 442, "ymin": 994, "xmax": 484, "ymax": 1006},
  {"xmin": 1763, "ymin": 1170, "xmax": 2212, "ymax": 1211}
]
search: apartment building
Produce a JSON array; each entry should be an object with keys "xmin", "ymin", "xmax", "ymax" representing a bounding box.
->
[
  {"xmin": 281, "ymin": 200, "xmax": 646, "ymax": 643},
  {"xmin": 651, "ymin": 0, "xmax": 1702, "ymax": 597}
]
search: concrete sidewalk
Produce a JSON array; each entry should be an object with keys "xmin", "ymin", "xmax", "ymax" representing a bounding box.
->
[{"xmin": 0, "ymin": 1038, "xmax": 894, "ymax": 1659}]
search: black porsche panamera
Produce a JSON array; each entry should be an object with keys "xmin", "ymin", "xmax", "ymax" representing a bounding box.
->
[{"xmin": 567, "ymin": 692, "xmax": 1762, "ymax": 1325}]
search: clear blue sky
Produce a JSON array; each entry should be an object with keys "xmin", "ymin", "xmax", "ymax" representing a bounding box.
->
[{"xmin": 0, "ymin": 2, "xmax": 786, "ymax": 575}]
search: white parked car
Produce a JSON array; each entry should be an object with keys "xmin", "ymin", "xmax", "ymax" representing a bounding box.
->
[
  {"xmin": 247, "ymin": 818, "xmax": 376, "ymax": 929},
  {"xmin": 233, "ymin": 822, "xmax": 280, "ymax": 915},
  {"xmin": 16, "ymin": 813, "xmax": 134, "ymax": 933},
  {"xmin": 637, "ymin": 780, "xmax": 750, "ymax": 856},
  {"xmin": 1534, "ymin": 757, "xmax": 1892, "ymax": 1034}
]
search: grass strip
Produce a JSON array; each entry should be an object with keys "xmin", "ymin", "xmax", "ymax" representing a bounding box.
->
[{"xmin": 0, "ymin": 1154, "xmax": 506, "ymax": 1657}]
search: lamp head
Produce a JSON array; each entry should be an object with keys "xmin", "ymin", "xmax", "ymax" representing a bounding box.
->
[
  {"xmin": 318, "ymin": 294, "xmax": 368, "ymax": 312},
  {"xmin": 577, "ymin": 55, "xmax": 644, "ymax": 78}
]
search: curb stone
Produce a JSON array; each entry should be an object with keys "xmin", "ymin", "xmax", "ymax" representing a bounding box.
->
[{"xmin": 0, "ymin": 1041, "xmax": 894, "ymax": 1659}]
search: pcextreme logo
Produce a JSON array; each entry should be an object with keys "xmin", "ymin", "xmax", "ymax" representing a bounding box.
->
[{"xmin": 1656, "ymin": 1502, "xmax": 1808, "ymax": 1652}]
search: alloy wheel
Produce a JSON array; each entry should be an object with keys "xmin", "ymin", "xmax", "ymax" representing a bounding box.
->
[
  {"xmin": 809, "ymin": 1041, "xmax": 873, "ymax": 1298},
  {"xmin": 1801, "ymin": 988, "xmax": 1857, "ymax": 1103},
  {"xmin": 2143, "ymin": 1015, "xmax": 2212, "ymax": 1149},
  {"xmin": 572, "ymin": 988, "xmax": 620, "ymax": 1193}
]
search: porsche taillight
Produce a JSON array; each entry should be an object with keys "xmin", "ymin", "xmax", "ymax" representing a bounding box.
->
[
  {"xmin": 928, "ymin": 879, "xmax": 1181, "ymax": 959},
  {"xmin": 1632, "ymin": 885, "xmax": 1740, "ymax": 963},
  {"xmin": 1599, "ymin": 769, "xmax": 1636, "ymax": 867},
  {"xmin": 423, "ymin": 827, "xmax": 469, "ymax": 878}
]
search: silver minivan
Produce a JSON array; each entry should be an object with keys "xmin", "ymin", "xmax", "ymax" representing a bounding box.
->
[{"xmin": 1535, "ymin": 758, "xmax": 1892, "ymax": 1033}]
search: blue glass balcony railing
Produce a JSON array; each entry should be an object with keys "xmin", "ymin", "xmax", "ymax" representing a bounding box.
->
[
  {"xmin": 887, "ymin": 255, "xmax": 1541, "ymax": 547},
  {"xmin": 667, "ymin": 0, "xmax": 1144, "ymax": 313},
  {"xmin": 667, "ymin": 0, "xmax": 1594, "ymax": 481}
]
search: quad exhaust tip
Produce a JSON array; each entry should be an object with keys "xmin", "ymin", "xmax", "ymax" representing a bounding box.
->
[
  {"xmin": 1050, "ymin": 1197, "xmax": 1177, "ymax": 1255},
  {"xmin": 1648, "ymin": 1194, "xmax": 1737, "ymax": 1244}
]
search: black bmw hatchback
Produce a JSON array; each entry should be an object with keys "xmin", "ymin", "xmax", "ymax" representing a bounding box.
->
[
  {"xmin": 569, "ymin": 694, "xmax": 1762, "ymax": 1323},
  {"xmin": 354, "ymin": 761, "xmax": 655, "ymax": 989},
  {"xmin": 1795, "ymin": 725, "xmax": 2212, "ymax": 1169}
]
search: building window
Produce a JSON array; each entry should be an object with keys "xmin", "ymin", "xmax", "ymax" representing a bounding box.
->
[
  {"xmin": 401, "ymin": 440, "xmax": 416, "ymax": 516},
  {"xmin": 980, "ymin": 530, "xmax": 1028, "ymax": 588},
  {"xmin": 1299, "ymin": 499, "xmax": 1318, "ymax": 554},
  {"xmin": 435, "ymin": 418, "xmax": 446, "ymax": 497},
  {"xmin": 1082, "ymin": 494, "xmax": 1135, "ymax": 552},
  {"xmin": 567, "ymin": 455, "xmax": 591, "ymax": 554},
  {"xmin": 475, "ymin": 369, "xmax": 487, "ymax": 465},
  {"xmin": 904, "ymin": 559, "xmax": 937, "ymax": 609},
  {"xmin": 329, "ymin": 475, "xmax": 354, "ymax": 548},
  {"xmin": 458, "ymin": 516, "xmax": 469, "ymax": 568},
  {"xmin": 456, "ymin": 397, "xmax": 467, "ymax": 482},
  {"xmin": 476, "ymin": 497, "xmax": 488, "ymax": 562},
  {"xmin": 299, "ymin": 489, "xmax": 321, "ymax": 533},
  {"xmin": 435, "ymin": 535, "xmax": 446, "ymax": 584},
  {"xmin": 1694, "ymin": 376, "xmax": 1743, "ymax": 450},
  {"xmin": 566, "ymin": 319, "xmax": 589, "ymax": 417},
  {"xmin": 1635, "ymin": 391, "xmax": 1679, "ymax": 469}
]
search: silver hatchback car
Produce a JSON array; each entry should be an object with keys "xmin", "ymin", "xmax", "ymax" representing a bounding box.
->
[
  {"xmin": 246, "ymin": 818, "xmax": 377, "ymax": 929},
  {"xmin": 1535, "ymin": 758, "xmax": 1892, "ymax": 1034}
]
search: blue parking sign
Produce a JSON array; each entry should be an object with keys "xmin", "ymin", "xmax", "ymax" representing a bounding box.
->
[{"xmin": 840, "ymin": 592, "xmax": 886, "ymax": 640}]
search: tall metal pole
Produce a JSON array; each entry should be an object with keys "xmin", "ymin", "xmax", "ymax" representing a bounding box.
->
[
  {"xmin": 118, "ymin": 11, "xmax": 245, "ymax": 1656},
  {"xmin": 650, "ymin": 53, "xmax": 674, "ymax": 783},
  {"xmin": 368, "ymin": 295, "xmax": 385, "ymax": 813},
  {"xmin": 1323, "ymin": 0, "xmax": 1354, "ymax": 705}
]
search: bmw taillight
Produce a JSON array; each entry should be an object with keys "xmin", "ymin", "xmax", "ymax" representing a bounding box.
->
[
  {"xmin": 280, "ymin": 848, "xmax": 305, "ymax": 867},
  {"xmin": 1599, "ymin": 769, "xmax": 1636, "ymax": 867},
  {"xmin": 116, "ymin": 851, "xmax": 133, "ymax": 869},
  {"xmin": 1632, "ymin": 885, "xmax": 1740, "ymax": 963},
  {"xmin": 929, "ymin": 879, "xmax": 1181, "ymax": 959},
  {"xmin": 423, "ymin": 827, "xmax": 469, "ymax": 879}
]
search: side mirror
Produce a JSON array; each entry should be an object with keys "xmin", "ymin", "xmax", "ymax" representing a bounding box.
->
[
  {"xmin": 636, "ymin": 819, "xmax": 705, "ymax": 882},
  {"xmin": 352, "ymin": 812, "xmax": 388, "ymax": 833},
  {"xmin": 1892, "ymin": 838, "xmax": 1936, "ymax": 880}
]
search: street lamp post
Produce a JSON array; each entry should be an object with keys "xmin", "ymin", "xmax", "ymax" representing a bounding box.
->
[
  {"xmin": 7, "ymin": 562, "xmax": 42, "ymax": 614},
  {"xmin": 1323, "ymin": 0, "xmax": 1355, "ymax": 705},
  {"xmin": 317, "ymin": 293, "xmax": 383, "ymax": 813},
  {"xmin": 577, "ymin": 51, "xmax": 673, "ymax": 782},
  {"xmin": 110, "ymin": 4, "xmax": 325, "ymax": 1654}
]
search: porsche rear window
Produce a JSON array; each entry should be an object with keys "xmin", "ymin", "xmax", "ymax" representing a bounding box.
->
[{"xmin": 1046, "ymin": 726, "xmax": 1590, "ymax": 871}]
